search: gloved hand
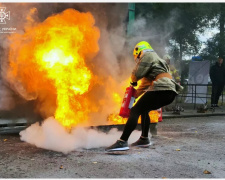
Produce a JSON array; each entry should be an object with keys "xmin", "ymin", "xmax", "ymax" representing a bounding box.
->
[{"xmin": 130, "ymin": 81, "xmax": 137, "ymax": 87}]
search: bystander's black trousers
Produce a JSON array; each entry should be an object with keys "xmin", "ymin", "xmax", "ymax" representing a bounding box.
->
[
  {"xmin": 211, "ymin": 84, "xmax": 224, "ymax": 105},
  {"xmin": 120, "ymin": 90, "xmax": 177, "ymax": 141}
]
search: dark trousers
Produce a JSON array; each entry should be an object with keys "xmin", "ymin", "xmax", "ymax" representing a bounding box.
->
[
  {"xmin": 120, "ymin": 90, "xmax": 177, "ymax": 141},
  {"xmin": 211, "ymin": 84, "xmax": 224, "ymax": 105}
]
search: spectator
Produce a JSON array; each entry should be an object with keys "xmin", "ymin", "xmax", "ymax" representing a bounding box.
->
[
  {"xmin": 162, "ymin": 54, "xmax": 181, "ymax": 111},
  {"xmin": 163, "ymin": 54, "xmax": 181, "ymax": 84},
  {"xmin": 209, "ymin": 57, "xmax": 225, "ymax": 108}
]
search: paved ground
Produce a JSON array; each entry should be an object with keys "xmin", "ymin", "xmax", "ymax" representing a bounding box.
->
[{"xmin": 0, "ymin": 115, "xmax": 225, "ymax": 178}]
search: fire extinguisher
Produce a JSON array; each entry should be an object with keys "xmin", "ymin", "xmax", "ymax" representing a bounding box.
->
[
  {"xmin": 157, "ymin": 108, "xmax": 163, "ymax": 122},
  {"xmin": 119, "ymin": 86, "xmax": 136, "ymax": 118}
]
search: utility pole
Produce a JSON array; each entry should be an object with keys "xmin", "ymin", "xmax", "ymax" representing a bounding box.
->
[{"xmin": 127, "ymin": 3, "xmax": 135, "ymax": 36}]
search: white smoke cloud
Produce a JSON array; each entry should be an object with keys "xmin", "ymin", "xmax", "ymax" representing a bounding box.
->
[{"xmin": 20, "ymin": 117, "xmax": 142, "ymax": 154}]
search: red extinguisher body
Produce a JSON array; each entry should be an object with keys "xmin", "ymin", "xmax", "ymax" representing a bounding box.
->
[
  {"xmin": 119, "ymin": 86, "xmax": 136, "ymax": 118},
  {"xmin": 157, "ymin": 108, "xmax": 163, "ymax": 122}
]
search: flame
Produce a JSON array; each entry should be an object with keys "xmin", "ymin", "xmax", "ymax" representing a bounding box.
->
[
  {"xmin": 108, "ymin": 78, "xmax": 160, "ymax": 125},
  {"xmin": 112, "ymin": 92, "xmax": 122, "ymax": 104},
  {"xmin": 107, "ymin": 77, "xmax": 130, "ymax": 124},
  {"xmin": 107, "ymin": 114, "xmax": 127, "ymax": 124},
  {"xmin": 7, "ymin": 9, "xmax": 100, "ymax": 129},
  {"xmin": 6, "ymin": 7, "xmax": 160, "ymax": 129},
  {"xmin": 149, "ymin": 110, "xmax": 159, "ymax": 123}
]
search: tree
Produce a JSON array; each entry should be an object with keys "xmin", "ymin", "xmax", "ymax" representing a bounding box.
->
[
  {"xmin": 199, "ymin": 3, "xmax": 225, "ymax": 64},
  {"xmin": 200, "ymin": 34, "xmax": 220, "ymax": 63},
  {"xmin": 135, "ymin": 3, "xmax": 208, "ymax": 60}
]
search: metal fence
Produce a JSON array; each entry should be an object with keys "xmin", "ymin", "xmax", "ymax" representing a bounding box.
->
[{"xmin": 176, "ymin": 83, "xmax": 224, "ymax": 109}]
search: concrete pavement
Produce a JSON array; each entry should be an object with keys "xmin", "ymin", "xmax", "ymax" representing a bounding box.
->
[
  {"xmin": 1, "ymin": 115, "xmax": 225, "ymax": 178},
  {"xmin": 1, "ymin": 103, "xmax": 225, "ymax": 178}
]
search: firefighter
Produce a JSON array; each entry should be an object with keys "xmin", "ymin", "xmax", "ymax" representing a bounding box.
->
[
  {"xmin": 162, "ymin": 54, "xmax": 181, "ymax": 112},
  {"xmin": 163, "ymin": 54, "xmax": 181, "ymax": 84},
  {"xmin": 105, "ymin": 41, "xmax": 183, "ymax": 152}
]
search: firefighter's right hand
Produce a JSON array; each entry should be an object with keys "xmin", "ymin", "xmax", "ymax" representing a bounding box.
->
[{"xmin": 130, "ymin": 81, "xmax": 137, "ymax": 87}]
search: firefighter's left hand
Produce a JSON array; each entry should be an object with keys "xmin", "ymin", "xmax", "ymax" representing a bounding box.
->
[{"xmin": 130, "ymin": 81, "xmax": 137, "ymax": 87}]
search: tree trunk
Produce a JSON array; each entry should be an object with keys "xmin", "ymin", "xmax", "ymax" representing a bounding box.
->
[
  {"xmin": 219, "ymin": 5, "xmax": 225, "ymax": 58},
  {"xmin": 177, "ymin": 38, "xmax": 182, "ymax": 73},
  {"xmin": 178, "ymin": 40, "xmax": 183, "ymax": 83},
  {"xmin": 179, "ymin": 41, "xmax": 183, "ymax": 62}
]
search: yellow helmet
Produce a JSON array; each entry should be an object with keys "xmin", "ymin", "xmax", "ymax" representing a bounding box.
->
[
  {"xmin": 163, "ymin": 54, "xmax": 171, "ymax": 60},
  {"xmin": 133, "ymin": 41, "xmax": 153, "ymax": 57}
]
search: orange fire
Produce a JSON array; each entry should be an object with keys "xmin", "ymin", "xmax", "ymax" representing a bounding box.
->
[
  {"xmin": 149, "ymin": 110, "xmax": 160, "ymax": 123},
  {"xmin": 108, "ymin": 109, "xmax": 159, "ymax": 125},
  {"xmin": 107, "ymin": 77, "xmax": 129, "ymax": 124},
  {"xmin": 7, "ymin": 8, "xmax": 100, "ymax": 129},
  {"xmin": 108, "ymin": 78, "xmax": 160, "ymax": 125},
  {"xmin": 6, "ymin": 7, "xmax": 159, "ymax": 129},
  {"xmin": 107, "ymin": 113, "xmax": 127, "ymax": 124}
]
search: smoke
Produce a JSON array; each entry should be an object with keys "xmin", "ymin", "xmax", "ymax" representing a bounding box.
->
[
  {"xmin": 20, "ymin": 116, "xmax": 141, "ymax": 154},
  {"xmin": 127, "ymin": 8, "xmax": 181, "ymax": 63},
  {"xmin": 0, "ymin": 3, "xmax": 53, "ymax": 114},
  {"xmin": 1, "ymin": 3, "xmax": 144, "ymax": 152},
  {"xmin": 77, "ymin": 4, "xmax": 136, "ymax": 125},
  {"xmin": 0, "ymin": 3, "xmax": 181, "ymax": 115},
  {"xmin": 0, "ymin": 3, "xmax": 132, "ymax": 126}
]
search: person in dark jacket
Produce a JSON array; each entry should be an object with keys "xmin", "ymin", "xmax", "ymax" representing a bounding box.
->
[{"xmin": 209, "ymin": 57, "xmax": 225, "ymax": 107}]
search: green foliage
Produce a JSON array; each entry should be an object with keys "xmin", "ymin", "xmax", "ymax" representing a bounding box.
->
[
  {"xmin": 200, "ymin": 34, "xmax": 220, "ymax": 62},
  {"xmin": 199, "ymin": 3, "xmax": 225, "ymax": 62},
  {"xmin": 134, "ymin": 3, "xmax": 225, "ymax": 62}
]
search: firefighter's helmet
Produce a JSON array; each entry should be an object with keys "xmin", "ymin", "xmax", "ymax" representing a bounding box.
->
[
  {"xmin": 133, "ymin": 41, "xmax": 153, "ymax": 57},
  {"xmin": 163, "ymin": 54, "xmax": 171, "ymax": 60}
]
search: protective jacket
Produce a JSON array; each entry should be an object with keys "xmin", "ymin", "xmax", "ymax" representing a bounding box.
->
[
  {"xmin": 209, "ymin": 62, "xmax": 225, "ymax": 85},
  {"xmin": 169, "ymin": 65, "xmax": 181, "ymax": 83},
  {"xmin": 131, "ymin": 51, "xmax": 183, "ymax": 97}
]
